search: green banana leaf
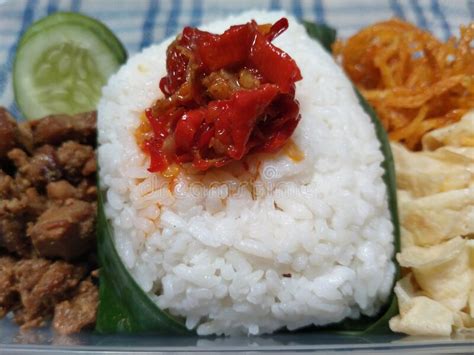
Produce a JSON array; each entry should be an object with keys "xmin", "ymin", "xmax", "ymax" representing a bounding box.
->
[
  {"xmin": 96, "ymin": 191, "xmax": 189, "ymax": 334},
  {"xmin": 324, "ymin": 90, "xmax": 401, "ymax": 335},
  {"xmin": 302, "ymin": 21, "xmax": 336, "ymax": 53},
  {"xmin": 96, "ymin": 22, "xmax": 400, "ymax": 335}
]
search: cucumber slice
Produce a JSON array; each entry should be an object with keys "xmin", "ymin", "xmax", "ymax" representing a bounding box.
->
[
  {"xmin": 18, "ymin": 12, "xmax": 127, "ymax": 64},
  {"xmin": 14, "ymin": 17, "xmax": 126, "ymax": 120}
]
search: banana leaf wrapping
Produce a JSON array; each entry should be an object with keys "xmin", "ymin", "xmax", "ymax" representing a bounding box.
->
[{"xmin": 96, "ymin": 22, "xmax": 401, "ymax": 335}]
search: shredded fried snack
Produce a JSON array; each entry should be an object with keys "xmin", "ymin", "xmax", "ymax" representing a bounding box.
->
[{"xmin": 334, "ymin": 19, "xmax": 474, "ymax": 150}]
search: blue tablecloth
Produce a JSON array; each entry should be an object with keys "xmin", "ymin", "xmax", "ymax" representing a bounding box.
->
[{"xmin": 1, "ymin": 0, "xmax": 472, "ymax": 118}]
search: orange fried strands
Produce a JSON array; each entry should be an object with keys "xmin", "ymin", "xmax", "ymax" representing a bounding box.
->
[{"xmin": 333, "ymin": 19, "xmax": 474, "ymax": 150}]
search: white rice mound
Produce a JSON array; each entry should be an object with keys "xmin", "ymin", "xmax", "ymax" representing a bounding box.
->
[{"xmin": 98, "ymin": 11, "xmax": 395, "ymax": 336}]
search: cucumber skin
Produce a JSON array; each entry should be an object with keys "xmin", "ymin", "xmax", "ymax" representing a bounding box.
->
[{"xmin": 18, "ymin": 12, "xmax": 127, "ymax": 64}]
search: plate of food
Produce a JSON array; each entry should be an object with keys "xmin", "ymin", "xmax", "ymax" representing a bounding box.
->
[{"xmin": 0, "ymin": 0, "xmax": 473, "ymax": 353}]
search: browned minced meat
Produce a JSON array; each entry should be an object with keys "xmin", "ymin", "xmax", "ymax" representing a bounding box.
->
[
  {"xmin": 0, "ymin": 216, "xmax": 31, "ymax": 257},
  {"xmin": 46, "ymin": 180, "xmax": 97, "ymax": 202},
  {"xmin": 56, "ymin": 141, "xmax": 95, "ymax": 181},
  {"xmin": 0, "ymin": 171, "xmax": 46, "ymax": 257},
  {"xmin": 0, "ymin": 108, "xmax": 18, "ymax": 159},
  {"xmin": 8, "ymin": 145, "xmax": 63, "ymax": 188},
  {"xmin": 0, "ymin": 107, "xmax": 98, "ymax": 334},
  {"xmin": 13, "ymin": 259, "xmax": 86, "ymax": 329},
  {"xmin": 0, "ymin": 256, "xmax": 17, "ymax": 318},
  {"xmin": 30, "ymin": 111, "xmax": 96, "ymax": 147},
  {"xmin": 28, "ymin": 199, "xmax": 96, "ymax": 261},
  {"xmin": 53, "ymin": 278, "xmax": 98, "ymax": 335}
]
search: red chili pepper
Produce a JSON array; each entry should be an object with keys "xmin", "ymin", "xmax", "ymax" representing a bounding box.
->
[
  {"xmin": 145, "ymin": 138, "xmax": 169, "ymax": 172},
  {"xmin": 141, "ymin": 18, "xmax": 303, "ymax": 173},
  {"xmin": 174, "ymin": 109, "xmax": 206, "ymax": 151},
  {"xmin": 195, "ymin": 24, "xmax": 255, "ymax": 72},
  {"xmin": 266, "ymin": 17, "xmax": 289, "ymax": 41},
  {"xmin": 210, "ymin": 84, "xmax": 280, "ymax": 160},
  {"xmin": 249, "ymin": 31, "xmax": 302, "ymax": 94},
  {"xmin": 160, "ymin": 46, "xmax": 189, "ymax": 96},
  {"xmin": 259, "ymin": 95, "xmax": 301, "ymax": 153}
]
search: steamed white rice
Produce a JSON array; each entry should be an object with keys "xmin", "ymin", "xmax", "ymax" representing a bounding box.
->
[{"xmin": 98, "ymin": 11, "xmax": 395, "ymax": 336}]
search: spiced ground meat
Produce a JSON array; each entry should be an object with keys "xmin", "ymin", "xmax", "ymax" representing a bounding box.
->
[
  {"xmin": 28, "ymin": 199, "xmax": 96, "ymax": 261},
  {"xmin": 0, "ymin": 256, "xmax": 17, "ymax": 318},
  {"xmin": 8, "ymin": 145, "xmax": 63, "ymax": 188},
  {"xmin": 56, "ymin": 141, "xmax": 95, "ymax": 181},
  {"xmin": 53, "ymin": 278, "xmax": 99, "ymax": 335},
  {"xmin": 30, "ymin": 111, "xmax": 96, "ymax": 147},
  {"xmin": 0, "ymin": 108, "xmax": 98, "ymax": 334},
  {"xmin": 0, "ymin": 108, "xmax": 18, "ymax": 160},
  {"xmin": 13, "ymin": 259, "xmax": 86, "ymax": 329}
]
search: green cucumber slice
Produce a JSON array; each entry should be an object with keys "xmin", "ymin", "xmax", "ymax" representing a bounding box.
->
[
  {"xmin": 14, "ymin": 18, "xmax": 126, "ymax": 120},
  {"xmin": 18, "ymin": 12, "xmax": 127, "ymax": 64}
]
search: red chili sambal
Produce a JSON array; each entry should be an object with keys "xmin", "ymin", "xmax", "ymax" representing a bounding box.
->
[{"xmin": 139, "ymin": 17, "xmax": 303, "ymax": 172}]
